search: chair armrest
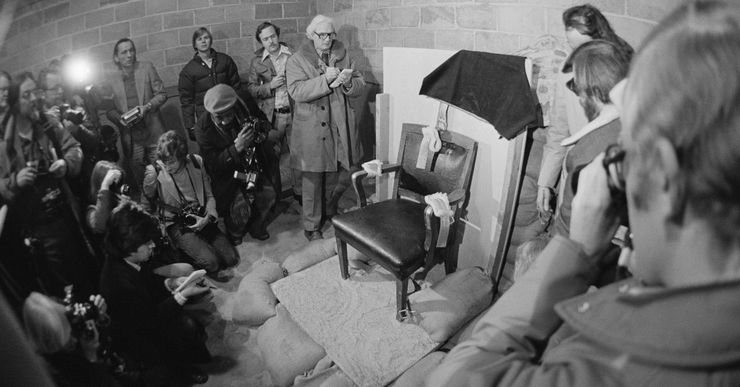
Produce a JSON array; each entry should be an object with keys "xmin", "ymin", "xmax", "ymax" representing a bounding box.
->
[{"xmin": 351, "ymin": 163, "xmax": 402, "ymax": 207}]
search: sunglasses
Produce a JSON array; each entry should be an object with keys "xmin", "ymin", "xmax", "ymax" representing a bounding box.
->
[{"xmin": 566, "ymin": 78, "xmax": 578, "ymax": 95}]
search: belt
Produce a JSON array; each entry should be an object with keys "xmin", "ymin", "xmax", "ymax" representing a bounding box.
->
[{"xmin": 275, "ymin": 106, "xmax": 291, "ymax": 114}]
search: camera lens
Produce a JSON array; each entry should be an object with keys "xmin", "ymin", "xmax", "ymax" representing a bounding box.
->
[{"xmin": 184, "ymin": 215, "xmax": 197, "ymax": 226}]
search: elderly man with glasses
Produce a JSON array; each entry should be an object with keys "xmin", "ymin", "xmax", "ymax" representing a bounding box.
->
[{"xmin": 285, "ymin": 14, "xmax": 365, "ymax": 241}]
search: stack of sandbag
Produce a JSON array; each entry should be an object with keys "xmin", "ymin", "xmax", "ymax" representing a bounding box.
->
[
  {"xmin": 258, "ymin": 305, "xmax": 327, "ymax": 387},
  {"xmin": 232, "ymin": 258, "xmax": 285, "ymax": 326},
  {"xmin": 408, "ymin": 267, "xmax": 494, "ymax": 342},
  {"xmin": 232, "ymin": 238, "xmax": 338, "ymax": 326}
]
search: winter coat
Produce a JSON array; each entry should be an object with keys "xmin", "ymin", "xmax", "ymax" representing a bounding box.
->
[
  {"xmin": 428, "ymin": 235, "xmax": 740, "ymax": 387},
  {"xmin": 178, "ymin": 50, "xmax": 241, "ymax": 130},
  {"xmin": 285, "ymin": 40, "xmax": 365, "ymax": 172}
]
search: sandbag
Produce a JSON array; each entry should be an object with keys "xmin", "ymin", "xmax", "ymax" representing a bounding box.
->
[
  {"xmin": 282, "ymin": 238, "xmax": 337, "ymax": 274},
  {"xmin": 409, "ymin": 267, "xmax": 493, "ymax": 342},
  {"xmin": 258, "ymin": 304, "xmax": 327, "ymax": 387},
  {"xmin": 293, "ymin": 355, "xmax": 356, "ymax": 387},
  {"xmin": 391, "ymin": 351, "xmax": 446, "ymax": 387},
  {"xmin": 232, "ymin": 259, "xmax": 284, "ymax": 326}
]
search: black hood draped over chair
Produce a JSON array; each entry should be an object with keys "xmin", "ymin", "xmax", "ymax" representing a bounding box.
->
[{"xmin": 419, "ymin": 50, "xmax": 542, "ymax": 139}]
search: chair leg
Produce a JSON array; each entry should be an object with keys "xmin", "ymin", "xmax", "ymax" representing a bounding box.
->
[
  {"xmin": 337, "ymin": 238, "xmax": 350, "ymax": 279},
  {"xmin": 396, "ymin": 278, "xmax": 410, "ymax": 322}
]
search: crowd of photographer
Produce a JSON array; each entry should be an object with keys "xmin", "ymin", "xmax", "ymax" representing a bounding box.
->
[{"xmin": 0, "ymin": 12, "xmax": 364, "ymax": 386}]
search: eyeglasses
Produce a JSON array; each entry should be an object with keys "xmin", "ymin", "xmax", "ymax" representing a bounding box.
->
[
  {"xmin": 314, "ymin": 32, "xmax": 336, "ymax": 40},
  {"xmin": 566, "ymin": 78, "xmax": 578, "ymax": 95},
  {"xmin": 21, "ymin": 88, "xmax": 45, "ymax": 100}
]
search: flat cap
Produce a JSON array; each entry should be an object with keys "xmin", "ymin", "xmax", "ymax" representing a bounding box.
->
[{"xmin": 203, "ymin": 84, "xmax": 237, "ymax": 114}]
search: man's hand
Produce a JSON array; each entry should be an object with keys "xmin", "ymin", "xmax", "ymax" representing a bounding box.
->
[
  {"xmin": 79, "ymin": 320, "xmax": 100, "ymax": 362},
  {"xmin": 270, "ymin": 74, "xmax": 286, "ymax": 89},
  {"xmin": 324, "ymin": 67, "xmax": 340, "ymax": 83},
  {"xmin": 89, "ymin": 294, "xmax": 108, "ymax": 316},
  {"xmin": 336, "ymin": 69, "xmax": 352, "ymax": 86},
  {"xmin": 101, "ymin": 169, "xmax": 122, "ymax": 191},
  {"xmin": 186, "ymin": 214, "xmax": 210, "ymax": 232},
  {"xmin": 49, "ymin": 159, "xmax": 67, "ymax": 178},
  {"xmin": 570, "ymin": 153, "xmax": 621, "ymax": 257},
  {"xmin": 537, "ymin": 185, "xmax": 555, "ymax": 218},
  {"xmin": 234, "ymin": 126, "xmax": 255, "ymax": 153},
  {"xmin": 16, "ymin": 167, "xmax": 37, "ymax": 188}
]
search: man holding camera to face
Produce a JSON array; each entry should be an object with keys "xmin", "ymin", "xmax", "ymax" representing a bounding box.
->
[
  {"xmin": 143, "ymin": 130, "xmax": 239, "ymax": 276},
  {"xmin": 193, "ymin": 84, "xmax": 278, "ymax": 245},
  {"xmin": 0, "ymin": 71, "xmax": 94, "ymax": 298},
  {"xmin": 428, "ymin": 1, "xmax": 740, "ymax": 386}
]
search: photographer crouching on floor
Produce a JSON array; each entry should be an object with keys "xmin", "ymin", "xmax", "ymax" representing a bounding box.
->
[
  {"xmin": 101, "ymin": 200, "xmax": 212, "ymax": 385},
  {"xmin": 193, "ymin": 84, "xmax": 279, "ymax": 245},
  {"xmin": 427, "ymin": 1, "xmax": 740, "ymax": 386},
  {"xmin": 143, "ymin": 130, "xmax": 239, "ymax": 278}
]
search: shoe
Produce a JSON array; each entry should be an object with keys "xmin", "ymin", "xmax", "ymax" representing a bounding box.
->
[
  {"xmin": 183, "ymin": 366, "xmax": 208, "ymax": 384},
  {"xmin": 249, "ymin": 229, "xmax": 270, "ymax": 241},
  {"xmin": 304, "ymin": 230, "xmax": 323, "ymax": 241}
]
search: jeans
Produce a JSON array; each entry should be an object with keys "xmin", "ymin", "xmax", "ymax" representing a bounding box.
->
[{"xmin": 167, "ymin": 223, "xmax": 239, "ymax": 273}]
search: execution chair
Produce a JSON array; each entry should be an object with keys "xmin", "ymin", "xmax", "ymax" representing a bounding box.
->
[{"xmin": 331, "ymin": 123, "xmax": 477, "ymax": 321}]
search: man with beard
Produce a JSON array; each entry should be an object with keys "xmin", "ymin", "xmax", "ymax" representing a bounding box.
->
[
  {"xmin": 193, "ymin": 84, "xmax": 278, "ymax": 244},
  {"xmin": 0, "ymin": 72, "xmax": 93, "ymax": 297},
  {"xmin": 549, "ymin": 39, "xmax": 631, "ymax": 238}
]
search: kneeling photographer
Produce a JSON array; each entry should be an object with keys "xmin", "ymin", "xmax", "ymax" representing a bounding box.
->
[
  {"xmin": 143, "ymin": 130, "xmax": 239, "ymax": 276},
  {"xmin": 193, "ymin": 84, "xmax": 278, "ymax": 244}
]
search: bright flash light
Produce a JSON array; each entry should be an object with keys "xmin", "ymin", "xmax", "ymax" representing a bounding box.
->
[{"xmin": 63, "ymin": 56, "xmax": 94, "ymax": 87}]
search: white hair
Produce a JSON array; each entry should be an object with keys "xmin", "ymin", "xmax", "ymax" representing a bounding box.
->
[{"xmin": 306, "ymin": 14, "xmax": 335, "ymax": 36}]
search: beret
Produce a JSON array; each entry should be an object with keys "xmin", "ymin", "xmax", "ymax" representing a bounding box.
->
[{"xmin": 203, "ymin": 84, "xmax": 237, "ymax": 114}]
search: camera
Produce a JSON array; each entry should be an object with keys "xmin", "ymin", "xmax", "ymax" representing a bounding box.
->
[
  {"xmin": 174, "ymin": 202, "xmax": 206, "ymax": 227},
  {"xmin": 62, "ymin": 285, "xmax": 106, "ymax": 340},
  {"xmin": 234, "ymin": 116, "xmax": 271, "ymax": 191},
  {"xmin": 59, "ymin": 103, "xmax": 85, "ymax": 125},
  {"xmin": 120, "ymin": 106, "xmax": 144, "ymax": 129},
  {"xmin": 239, "ymin": 116, "xmax": 270, "ymax": 144}
]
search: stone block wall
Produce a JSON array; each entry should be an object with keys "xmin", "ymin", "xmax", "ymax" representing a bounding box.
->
[
  {"xmin": 0, "ymin": 0, "xmax": 317, "ymax": 88},
  {"xmin": 314, "ymin": 0, "xmax": 684, "ymax": 84},
  {"xmin": 0, "ymin": 0, "xmax": 683, "ymax": 88}
]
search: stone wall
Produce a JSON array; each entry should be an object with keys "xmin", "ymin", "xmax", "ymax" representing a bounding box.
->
[
  {"xmin": 0, "ymin": 0, "xmax": 683, "ymax": 88},
  {"xmin": 316, "ymin": 0, "xmax": 683, "ymax": 84},
  {"xmin": 0, "ymin": 0, "xmax": 316, "ymax": 87}
]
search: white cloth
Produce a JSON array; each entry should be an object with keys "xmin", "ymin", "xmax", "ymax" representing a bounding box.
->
[
  {"xmin": 417, "ymin": 126, "xmax": 442, "ymax": 169},
  {"xmin": 424, "ymin": 192, "xmax": 455, "ymax": 248}
]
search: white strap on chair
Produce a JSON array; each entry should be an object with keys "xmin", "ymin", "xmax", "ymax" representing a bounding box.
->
[
  {"xmin": 361, "ymin": 159, "xmax": 383, "ymax": 177},
  {"xmin": 424, "ymin": 192, "xmax": 455, "ymax": 248},
  {"xmin": 416, "ymin": 102, "xmax": 449, "ymax": 169}
]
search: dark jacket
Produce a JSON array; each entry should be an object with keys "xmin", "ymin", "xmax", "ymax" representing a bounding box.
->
[
  {"xmin": 178, "ymin": 50, "xmax": 241, "ymax": 130},
  {"xmin": 99, "ymin": 257, "xmax": 180, "ymax": 364},
  {"xmin": 193, "ymin": 89, "xmax": 278, "ymax": 216}
]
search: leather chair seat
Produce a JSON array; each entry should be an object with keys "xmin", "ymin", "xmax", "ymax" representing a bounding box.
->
[{"xmin": 332, "ymin": 199, "xmax": 427, "ymax": 277}]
